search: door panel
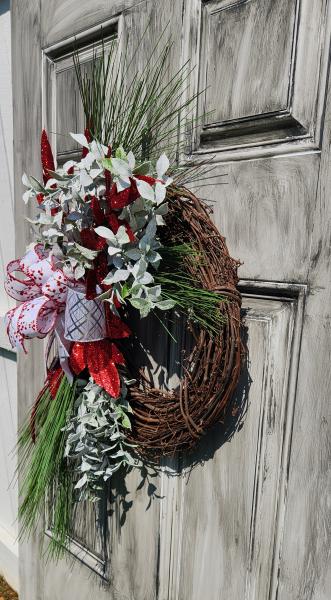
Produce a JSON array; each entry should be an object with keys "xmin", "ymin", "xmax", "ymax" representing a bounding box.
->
[
  {"xmin": 44, "ymin": 29, "xmax": 118, "ymax": 158},
  {"xmin": 201, "ymin": 0, "xmax": 296, "ymax": 122},
  {"xmin": 11, "ymin": 0, "xmax": 331, "ymax": 598},
  {"xmin": 187, "ymin": 0, "xmax": 328, "ymax": 155}
]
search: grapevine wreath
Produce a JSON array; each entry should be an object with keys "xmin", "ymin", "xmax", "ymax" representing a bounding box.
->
[{"xmin": 4, "ymin": 40, "xmax": 242, "ymax": 556}]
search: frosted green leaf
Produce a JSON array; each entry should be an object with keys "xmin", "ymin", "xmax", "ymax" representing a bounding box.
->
[
  {"xmin": 74, "ymin": 243, "xmax": 99, "ymax": 260},
  {"xmin": 135, "ymin": 178, "xmax": 155, "ymax": 201},
  {"xmin": 110, "ymin": 158, "xmax": 131, "ymax": 178},
  {"xmin": 156, "ymin": 153, "xmax": 170, "ymax": 179},
  {"xmin": 94, "ymin": 225, "xmax": 116, "ymax": 243},
  {"xmin": 70, "ymin": 132, "xmax": 90, "ymax": 148},
  {"xmin": 103, "ymin": 269, "xmax": 130, "ymax": 284},
  {"xmin": 75, "ymin": 474, "xmax": 88, "ymax": 489},
  {"xmin": 116, "ymin": 225, "xmax": 130, "ymax": 245},
  {"xmin": 156, "ymin": 299, "xmax": 176, "ymax": 311},
  {"xmin": 155, "ymin": 182, "xmax": 166, "ymax": 204}
]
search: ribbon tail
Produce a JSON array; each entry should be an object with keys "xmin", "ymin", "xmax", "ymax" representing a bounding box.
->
[{"xmin": 55, "ymin": 317, "xmax": 74, "ymax": 383}]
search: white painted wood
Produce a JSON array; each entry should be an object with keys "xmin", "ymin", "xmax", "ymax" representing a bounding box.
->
[
  {"xmin": 201, "ymin": 0, "xmax": 296, "ymax": 122},
  {"xmin": 11, "ymin": 0, "xmax": 331, "ymax": 598},
  {"xmin": 186, "ymin": 0, "xmax": 329, "ymax": 156},
  {"xmin": 0, "ymin": 1, "xmax": 19, "ymax": 592}
]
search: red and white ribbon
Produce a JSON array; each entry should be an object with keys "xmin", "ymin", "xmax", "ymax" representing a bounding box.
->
[{"xmin": 4, "ymin": 244, "xmax": 67, "ymax": 352}]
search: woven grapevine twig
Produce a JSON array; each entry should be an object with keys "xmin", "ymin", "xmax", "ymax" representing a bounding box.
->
[{"xmin": 128, "ymin": 187, "xmax": 243, "ymax": 457}]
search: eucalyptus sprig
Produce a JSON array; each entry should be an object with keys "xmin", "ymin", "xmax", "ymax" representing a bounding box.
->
[{"xmin": 63, "ymin": 380, "xmax": 138, "ymax": 502}]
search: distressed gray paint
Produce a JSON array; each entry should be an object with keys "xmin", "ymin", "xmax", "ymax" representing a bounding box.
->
[{"xmin": 11, "ymin": 0, "xmax": 331, "ymax": 598}]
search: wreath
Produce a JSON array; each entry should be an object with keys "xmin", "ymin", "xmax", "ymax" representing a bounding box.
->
[
  {"xmin": 4, "ymin": 40, "xmax": 242, "ymax": 558},
  {"xmin": 128, "ymin": 188, "xmax": 242, "ymax": 457}
]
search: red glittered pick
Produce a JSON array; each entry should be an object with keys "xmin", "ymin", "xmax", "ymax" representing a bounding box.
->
[
  {"xmin": 111, "ymin": 343, "xmax": 125, "ymax": 365},
  {"xmin": 70, "ymin": 342, "xmax": 87, "ymax": 374},
  {"xmin": 108, "ymin": 211, "xmax": 121, "ymax": 232},
  {"xmin": 106, "ymin": 305, "xmax": 131, "ymax": 338},
  {"xmin": 80, "ymin": 228, "xmax": 107, "ymax": 251},
  {"xmin": 48, "ymin": 366, "xmax": 64, "ymax": 399},
  {"xmin": 91, "ymin": 195, "xmax": 105, "ymax": 226},
  {"xmin": 41, "ymin": 129, "xmax": 55, "ymax": 185},
  {"xmin": 108, "ymin": 212, "xmax": 135, "ymax": 242},
  {"xmin": 70, "ymin": 340, "xmax": 121, "ymax": 398},
  {"xmin": 90, "ymin": 357, "xmax": 120, "ymax": 398},
  {"xmin": 85, "ymin": 252, "xmax": 109, "ymax": 299},
  {"xmin": 82, "ymin": 127, "xmax": 92, "ymax": 159},
  {"xmin": 86, "ymin": 269, "xmax": 97, "ymax": 300},
  {"xmin": 95, "ymin": 252, "xmax": 109, "ymax": 286}
]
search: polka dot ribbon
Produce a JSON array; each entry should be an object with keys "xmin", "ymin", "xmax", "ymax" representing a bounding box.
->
[{"xmin": 4, "ymin": 244, "xmax": 67, "ymax": 352}]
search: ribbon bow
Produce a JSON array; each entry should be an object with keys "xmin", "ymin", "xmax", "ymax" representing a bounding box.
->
[{"xmin": 5, "ymin": 244, "xmax": 67, "ymax": 352}]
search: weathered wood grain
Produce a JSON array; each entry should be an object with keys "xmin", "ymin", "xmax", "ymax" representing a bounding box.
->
[
  {"xmin": 41, "ymin": 0, "xmax": 142, "ymax": 48},
  {"xmin": 186, "ymin": 0, "xmax": 328, "ymax": 154},
  {"xmin": 11, "ymin": 1, "xmax": 47, "ymax": 599},
  {"xmin": 191, "ymin": 153, "xmax": 320, "ymax": 283},
  {"xmin": 201, "ymin": 0, "xmax": 296, "ymax": 123},
  {"xmin": 276, "ymin": 3, "xmax": 331, "ymax": 598}
]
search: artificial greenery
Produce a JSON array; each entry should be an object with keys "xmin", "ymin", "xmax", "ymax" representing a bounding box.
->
[
  {"xmin": 155, "ymin": 244, "xmax": 227, "ymax": 335},
  {"xmin": 73, "ymin": 36, "xmax": 201, "ymax": 162},
  {"xmin": 18, "ymin": 376, "xmax": 76, "ymax": 541},
  {"xmin": 63, "ymin": 380, "xmax": 137, "ymax": 502}
]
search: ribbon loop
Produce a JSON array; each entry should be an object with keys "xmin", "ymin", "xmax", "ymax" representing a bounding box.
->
[{"xmin": 4, "ymin": 245, "xmax": 68, "ymax": 351}]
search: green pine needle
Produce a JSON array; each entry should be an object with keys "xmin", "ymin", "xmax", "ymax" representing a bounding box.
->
[
  {"xmin": 156, "ymin": 244, "xmax": 227, "ymax": 335},
  {"xmin": 73, "ymin": 37, "xmax": 204, "ymax": 162},
  {"xmin": 18, "ymin": 376, "xmax": 76, "ymax": 551}
]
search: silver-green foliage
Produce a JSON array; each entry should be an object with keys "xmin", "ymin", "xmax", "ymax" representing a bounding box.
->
[{"xmin": 64, "ymin": 380, "xmax": 138, "ymax": 501}]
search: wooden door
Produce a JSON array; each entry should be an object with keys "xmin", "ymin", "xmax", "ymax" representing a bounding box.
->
[{"xmin": 12, "ymin": 1, "xmax": 331, "ymax": 598}]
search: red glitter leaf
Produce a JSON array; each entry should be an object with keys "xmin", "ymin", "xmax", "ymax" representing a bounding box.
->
[
  {"xmin": 90, "ymin": 359, "xmax": 120, "ymax": 398},
  {"xmin": 82, "ymin": 127, "xmax": 92, "ymax": 158},
  {"xmin": 87, "ymin": 340, "xmax": 110, "ymax": 372},
  {"xmin": 80, "ymin": 228, "xmax": 106, "ymax": 251},
  {"xmin": 108, "ymin": 184, "xmax": 132, "ymax": 209},
  {"xmin": 108, "ymin": 212, "xmax": 121, "ymax": 233},
  {"xmin": 47, "ymin": 366, "xmax": 64, "ymax": 399},
  {"xmin": 95, "ymin": 252, "xmax": 109, "ymax": 286},
  {"xmin": 70, "ymin": 342, "xmax": 87, "ymax": 374},
  {"xmin": 136, "ymin": 174, "xmax": 156, "ymax": 186},
  {"xmin": 106, "ymin": 307, "xmax": 131, "ymax": 338},
  {"xmin": 108, "ymin": 212, "xmax": 135, "ymax": 242},
  {"xmin": 41, "ymin": 129, "xmax": 55, "ymax": 185},
  {"xmin": 111, "ymin": 343, "xmax": 125, "ymax": 365},
  {"xmin": 86, "ymin": 268, "xmax": 97, "ymax": 299},
  {"xmin": 70, "ymin": 340, "xmax": 123, "ymax": 397},
  {"xmin": 108, "ymin": 175, "xmax": 157, "ymax": 210},
  {"xmin": 91, "ymin": 195, "xmax": 105, "ymax": 226}
]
